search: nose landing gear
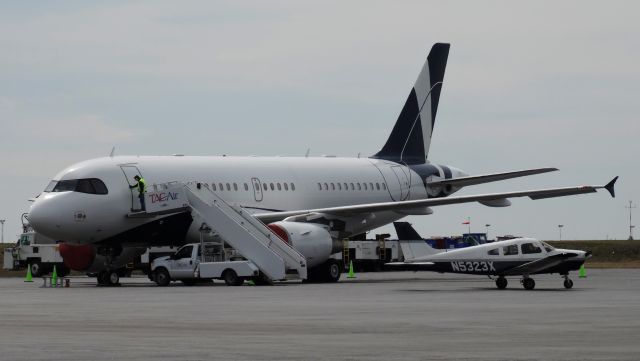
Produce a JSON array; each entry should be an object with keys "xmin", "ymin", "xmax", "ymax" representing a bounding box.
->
[{"xmin": 563, "ymin": 274, "xmax": 574, "ymax": 289}]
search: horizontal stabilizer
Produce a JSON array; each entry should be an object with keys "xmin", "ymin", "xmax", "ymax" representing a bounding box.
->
[{"xmin": 428, "ymin": 168, "xmax": 558, "ymax": 188}]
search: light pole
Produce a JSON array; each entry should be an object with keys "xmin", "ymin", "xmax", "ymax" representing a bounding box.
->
[
  {"xmin": 558, "ymin": 224, "xmax": 564, "ymax": 241},
  {"xmin": 626, "ymin": 201, "xmax": 636, "ymax": 240},
  {"xmin": 0, "ymin": 219, "xmax": 5, "ymax": 244}
]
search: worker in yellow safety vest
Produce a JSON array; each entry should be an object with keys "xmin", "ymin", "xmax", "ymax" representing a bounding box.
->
[{"xmin": 129, "ymin": 175, "xmax": 147, "ymax": 211}]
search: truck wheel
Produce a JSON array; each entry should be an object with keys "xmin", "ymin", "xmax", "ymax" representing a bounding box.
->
[
  {"xmin": 30, "ymin": 262, "xmax": 45, "ymax": 277},
  {"xmin": 154, "ymin": 268, "xmax": 171, "ymax": 287},
  {"xmin": 223, "ymin": 269, "xmax": 243, "ymax": 286}
]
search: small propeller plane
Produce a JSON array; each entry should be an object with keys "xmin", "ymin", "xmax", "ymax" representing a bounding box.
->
[{"xmin": 389, "ymin": 222, "xmax": 591, "ymax": 290}]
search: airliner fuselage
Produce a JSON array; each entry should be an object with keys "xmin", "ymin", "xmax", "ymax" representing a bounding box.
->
[{"xmin": 28, "ymin": 155, "xmax": 466, "ymax": 246}]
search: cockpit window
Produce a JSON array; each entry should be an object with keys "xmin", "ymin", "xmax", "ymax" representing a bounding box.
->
[
  {"xmin": 45, "ymin": 178, "xmax": 108, "ymax": 195},
  {"xmin": 541, "ymin": 241, "xmax": 555, "ymax": 253}
]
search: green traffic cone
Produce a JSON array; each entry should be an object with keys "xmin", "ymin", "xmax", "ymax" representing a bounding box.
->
[
  {"xmin": 347, "ymin": 260, "xmax": 356, "ymax": 279},
  {"xmin": 51, "ymin": 265, "xmax": 58, "ymax": 287},
  {"xmin": 579, "ymin": 264, "xmax": 587, "ymax": 278},
  {"xmin": 24, "ymin": 264, "xmax": 33, "ymax": 282}
]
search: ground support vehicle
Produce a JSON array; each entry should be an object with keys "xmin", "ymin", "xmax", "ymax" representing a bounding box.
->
[{"xmin": 151, "ymin": 242, "xmax": 260, "ymax": 286}]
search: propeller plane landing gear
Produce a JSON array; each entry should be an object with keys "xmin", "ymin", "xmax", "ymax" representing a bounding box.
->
[
  {"xmin": 563, "ymin": 274, "xmax": 574, "ymax": 289},
  {"xmin": 521, "ymin": 276, "xmax": 535, "ymax": 290},
  {"xmin": 495, "ymin": 276, "xmax": 508, "ymax": 289}
]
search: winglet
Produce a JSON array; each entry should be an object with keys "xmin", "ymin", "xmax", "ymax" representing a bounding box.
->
[{"xmin": 604, "ymin": 176, "xmax": 618, "ymax": 198}]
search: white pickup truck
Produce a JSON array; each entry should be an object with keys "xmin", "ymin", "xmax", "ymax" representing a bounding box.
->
[{"xmin": 151, "ymin": 242, "xmax": 260, "ymax": 286}]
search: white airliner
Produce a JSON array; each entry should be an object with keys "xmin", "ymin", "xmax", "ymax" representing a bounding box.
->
[{"xmin": 28, "ymin": 43, "xmax": 617, "ymax": 284}]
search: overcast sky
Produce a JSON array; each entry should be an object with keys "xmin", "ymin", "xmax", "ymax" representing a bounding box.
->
[{"xmin": 1, "ymin": 1, "xmax": 638, "ymax": 242}]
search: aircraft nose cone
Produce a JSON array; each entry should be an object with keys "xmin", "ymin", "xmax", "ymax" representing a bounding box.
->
[{"xmin": 28, "ymin": 198, "xmax": 62, "ymax": 238}]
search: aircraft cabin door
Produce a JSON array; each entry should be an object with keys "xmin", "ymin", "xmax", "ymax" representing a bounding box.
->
[
  {"xmin": 251, "ymin": 177, "xmax": 263, "ymax": 202},
  {"xmin": 120, "ymin": 165, "xmax": 144, "ymax": 211}
]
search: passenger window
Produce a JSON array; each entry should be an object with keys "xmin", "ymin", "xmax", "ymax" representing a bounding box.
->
[
  {"xmin": 212, "ymin": 183, "xmax": 217, "ymax": 191},
  {"xmin": 337, "ymin": 183, "xmax": 342, "ymax": 191},
  {"xmin": 343, "ymin": 182, "xmax": 348, "ymax": 191},
  {"xmin": 363, "ymin": 183, "xmax": 367, "ymax": 190},
  {"xmin": 382, "ymin": 183, "xmax": 387, "ymax": 190},
  {"xmin": 219, "ymin": 183, "xmax": 224, "ymax": 191},
  {"xmin": 521, "ymin": 243, "xmax": 542, "ymax": 254},
  {"xmin": 270, "ymin": 183, "xmax": 275, "ymax": 191},
  {"xmin": 233, "ymin": 183, "xmax": 238, "ymax": 191},
  {"xmin": 369, "ymin": 182, "xmax": 374, "ymax": 190},
  {"xmin": 226, "ymin": 183, "xmax": 231, "ymax": 191},
  {"xmin": 318, "ymin": 183, "xmax": 322, "ymax": 191},
  {"xmin": 244, "ymin": 183, "xmax": 249, "ymax": 191},
  {"xmin": 277, "ymin": 183, "xmax": 282, "ymax": 191},
  {"xmin": 324, "ymin": 183, "xmax": 328, "ymax": 191},
  {"xmin": 284, "ymin": 183, "xmax": 289, "ymax": 191},
  {"xmin": 263, "ymin": 183, "xmax": 268, "ymax": 191},
  {"xmin": 502, "ymin": 245, "xmax": 519, "ymax": 256},
  {"xmin": 331, "ymin": 183, "xmax": 335, "ymax": 191},
  {"xmin": 376, "ymin": 183, "xmax": 380, "ymax": 190},
  {"xmin": 357, "ymin": 183, "xmax": 361, "ymax": 190},
  {"xmin": 350, "ymin": 183, "xmax": 355, "ymax": 190},
  {"xmin": 488, "ymin": 248, "xmax": 499, "ymax": 256},
  {"xmin": 291, "ymin": 183, "xmax": 295, "ymax": 191}
]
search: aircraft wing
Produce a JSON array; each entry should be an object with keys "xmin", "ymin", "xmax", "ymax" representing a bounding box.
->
[
  {"xmin": 501, "ymin": 252, "xmax": 580, "ymax": 276},
  {"xmin": 428, "ymin": 167, "xmax": 558, "ymax": 188},
  {"xmin": 254, "ymin": 177, "xmax": 618, "ymax": 223}
]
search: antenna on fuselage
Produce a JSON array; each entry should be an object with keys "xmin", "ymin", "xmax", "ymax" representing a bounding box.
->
[
  {"xmin": 305, "ymin": 148, "xmax": 310, "ymax": 158},
  {"xmin": 109, "ymin": 146, "xmax": 115, "ymax": 157}
]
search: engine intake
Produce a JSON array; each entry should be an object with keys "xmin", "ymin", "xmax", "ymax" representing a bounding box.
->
[{"xmin": 268, "ymin": 222, "xmax": 335, "ymax": 268}]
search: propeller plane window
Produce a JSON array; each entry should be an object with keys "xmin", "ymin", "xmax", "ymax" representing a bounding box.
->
[
  {"xmin": 488, "ymin": 248, "xmax": 499, "ymax": 256},
  {"xmin": 521, "ymin": 242, "xmax": 542, "ymax": 254},
  {"xmin": 503, "ymin": 244, "xmax": 519, "ymax": 256}
]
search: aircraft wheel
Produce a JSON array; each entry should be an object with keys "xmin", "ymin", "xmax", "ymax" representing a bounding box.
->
[
  {"xmin": 97, "ymin": 271, "xmax": 109, "ymax": 286},
  {"xmin": 154, "ymin": 268, "xmax": 171, "ymax": 287},
  {"xmin": 223, "ymin": 269, "xmax": 243, "ymax": 286},
  {"xmin": 495, "ymin": 277, "xmax": 508, "ymax": 289},
  {"xmin": 108, "ymin": 271, "xmax": 120, "ymax": 286},
  {"xmin": 522, "ymin": 278, "xmax": 535, "ymax": 290},
  {"xmin": 563, "ymin": 279, "xmax": 574, "ymax": 289},
  {"xmin": 325, "ymin": 259, "xmax": 342, "ymax": 283}
]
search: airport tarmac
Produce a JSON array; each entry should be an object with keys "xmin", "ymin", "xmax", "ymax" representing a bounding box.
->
[{"xmin": 1, "ymin": 270, "xmax": 639, "ymax": 361}]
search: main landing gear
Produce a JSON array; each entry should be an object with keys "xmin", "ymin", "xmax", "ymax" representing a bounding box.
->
[
  {"xmin": 495, "ymin": 276, "xmax": 508, "ymax": 289},
  {"xmin": 521, "ymin": 276, "xmax": 535, "ymax": 290},
  {"xmin": 97, "ymin": 270, "xmax": 121, "ymax": 286}
]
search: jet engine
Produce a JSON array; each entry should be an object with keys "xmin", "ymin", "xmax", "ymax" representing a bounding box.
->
[
  {"xmin": 58, "ymin": 243, "xmax": 145, "ymax": 273},
  {"xmin": 267, "ymin": 221, "xmax": 339, "ymax": 268}
]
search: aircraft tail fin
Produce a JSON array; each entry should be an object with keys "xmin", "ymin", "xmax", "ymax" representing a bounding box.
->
[
  {"xmin": 394, "ymin": 222, "xmax": 442, "ymax": 260},
  {"xmin": 372, "ymin": 43, "xmax": 450, "ymax": 164}
]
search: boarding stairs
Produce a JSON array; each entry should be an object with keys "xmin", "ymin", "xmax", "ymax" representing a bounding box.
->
[{"xmin": 128, "ymin": 182, "xmax": 307, "ymax": 281}]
